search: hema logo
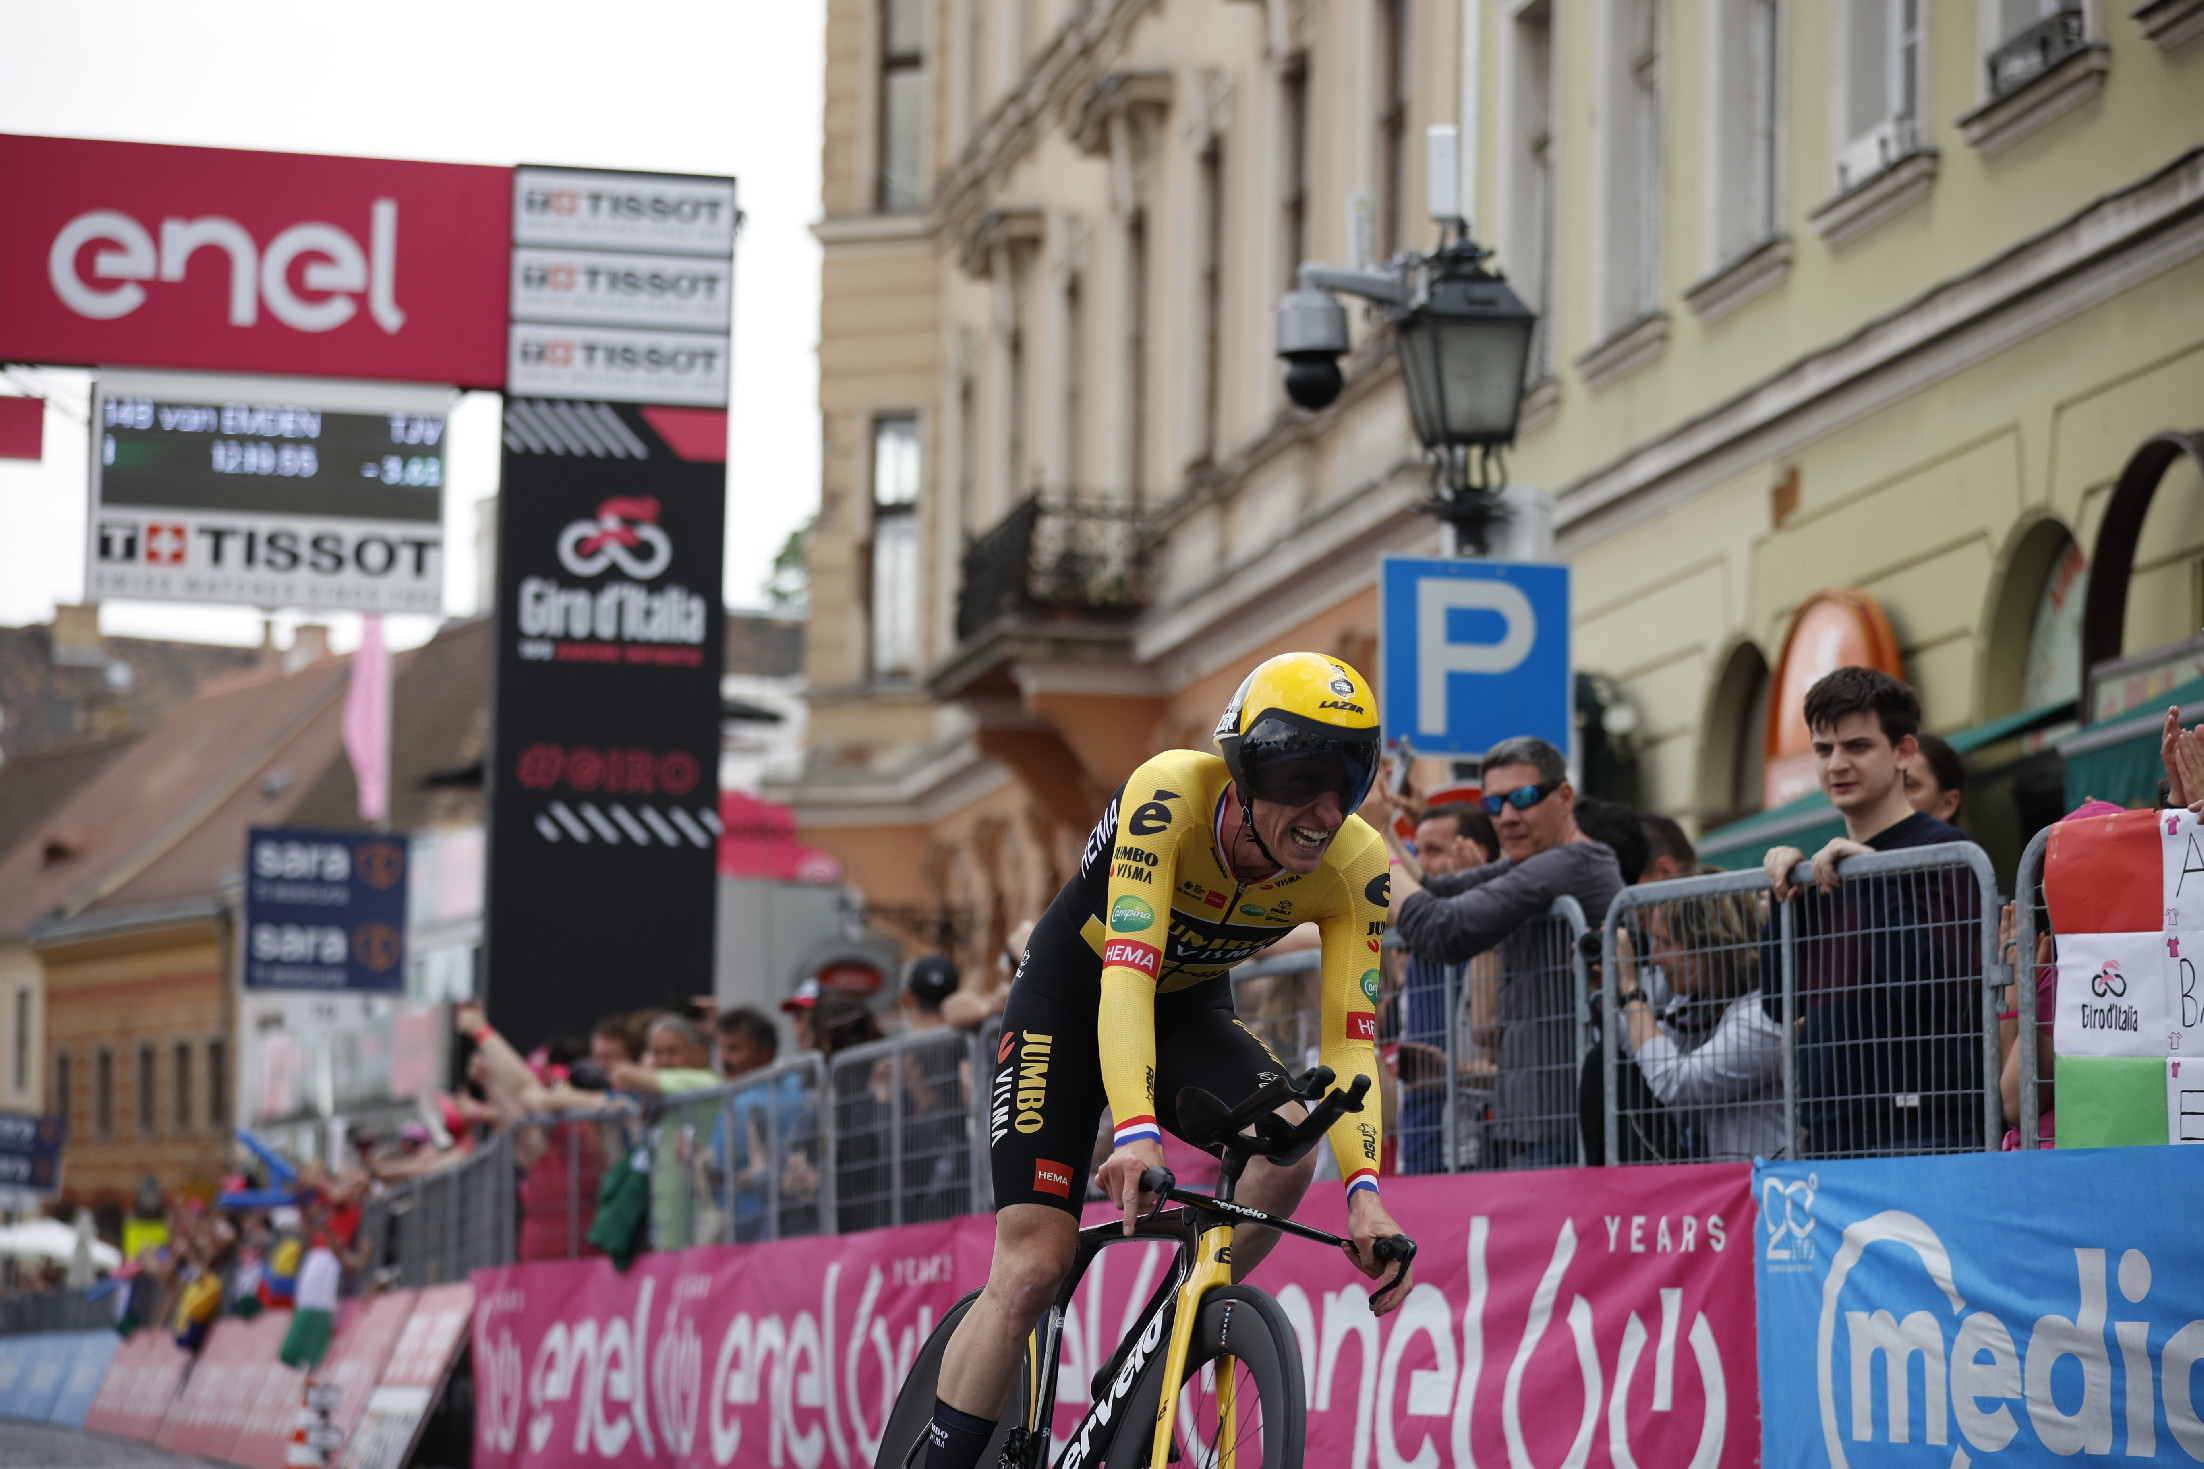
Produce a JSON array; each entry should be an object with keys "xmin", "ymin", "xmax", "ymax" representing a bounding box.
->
[{"xmin": 1814, "ymin": 1211, "xmax": 2204, "ymax": 1463}]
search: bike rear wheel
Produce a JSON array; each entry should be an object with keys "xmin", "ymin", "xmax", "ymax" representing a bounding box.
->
[
  {"xmin": 875, "ymin": 1290, "xmax": 1027, "ymax": 1469},
  {"xmin": 1106, "ymin": 1285, "xmax": 1305, "ymax": 1469}
]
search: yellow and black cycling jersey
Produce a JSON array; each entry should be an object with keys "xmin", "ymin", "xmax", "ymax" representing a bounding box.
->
[{"xmin": 1013, "ymin": 746, "xmax": 1390, "ymax": 1199}]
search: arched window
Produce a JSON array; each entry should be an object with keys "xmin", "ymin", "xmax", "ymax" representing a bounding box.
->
[{"xmin": 1699, "ymin": 640, "xmax": 1771, "ymax": 826}]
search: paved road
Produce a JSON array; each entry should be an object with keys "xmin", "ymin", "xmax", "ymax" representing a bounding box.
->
[{"xmin": 0, "ymin": 1422, "xmax": 213, "ymax": 1468}]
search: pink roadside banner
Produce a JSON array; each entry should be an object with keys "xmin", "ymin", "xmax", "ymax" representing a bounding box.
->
[{"xmin": 472, "ymin": 1165, "xmax": 1756, "ymax": 1468}]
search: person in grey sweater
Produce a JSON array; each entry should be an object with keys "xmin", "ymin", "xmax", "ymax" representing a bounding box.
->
[{"xmin": 1381, "ymin": 737, "xmax": 1623, "ymax": 1167}]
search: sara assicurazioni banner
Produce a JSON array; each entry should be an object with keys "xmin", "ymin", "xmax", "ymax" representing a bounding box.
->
[{"xmin": 485, "ymin": 400, "xmax": 727, "ymax": 1048}]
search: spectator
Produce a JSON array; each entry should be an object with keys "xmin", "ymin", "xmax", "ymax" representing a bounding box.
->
[
  {"xmin": 1384, "ymin": 735, "xmax": 1624, "ymax": 1167},
  {"xmin": 614, "ymin": 1015, "xmax": 723, "ymax": 1250},
  {"xmin": 943, "ymin": 921, "xmax": 1033, "ymax": 1033},
  {"xmin": 1393, "ymin": 803, "xmax": 1492, "ymax": 1174},
  {"xmin": 718, "ymin": 1006, "xmax": 778, "ymax": 1077},
  {"xmin": 1574, "ymin": 797, "xmax": 1650, "ymax": 885},
  {"xmin": 897, "ymin": 956, "xmax": 974, "ymax": 1220},
  {"xmin": 1616, "ymin": 880, "xmax": 1783, "ymax": 1160},
  {"xmin": 781, "ymin": 977, "xmax": 822, "ymax": 1050},
  {"xmin": 1904, "ymin": 732, "xmax": 1966, "ymax": 825},
  {"xmin": 1759, "ymin": 667, "xmax": 1978, "ymax": 1156},
  {"xmin": 713, "ymin": 1007, "xmax": 810, "ymax": 1243},
  {"xmin": 1639, "ymin": 814, "xmax": 1697, "ymax": 885},
  {"xmin": 902, "ymin": 954, "xmax": 958, "ymax": 1031},
  {"xmin": 1413, "ymin": 803, "xmax": 1495, "ymax": 872}
]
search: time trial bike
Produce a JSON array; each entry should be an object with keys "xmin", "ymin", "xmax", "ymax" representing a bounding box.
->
[{"xmin": 874, "ymin": 1064, "xmax": 1416, "ymax": 1469}]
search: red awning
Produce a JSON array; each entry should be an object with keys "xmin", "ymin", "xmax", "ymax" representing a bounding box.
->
[{"xmin": 718, "ymin": 790, "xmax": 843, "ymax": 884}]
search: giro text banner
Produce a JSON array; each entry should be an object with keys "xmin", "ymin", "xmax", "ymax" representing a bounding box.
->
[
  {"xmin": 486, "ymin": 399, "xmax": 725, "ymax": 1047},
  {"xmin": 469, "ymin": 1165, "xmax": 1757, "ymax": 1469},
  {"xmin": 1754, "ymin": 1147, "xmax": 2204, "ymax": 1465}
]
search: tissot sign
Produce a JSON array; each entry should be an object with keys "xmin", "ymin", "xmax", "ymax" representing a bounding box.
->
[{"xmin": 0, "ymin": 133, "xmax": 509, "ymax": 385}]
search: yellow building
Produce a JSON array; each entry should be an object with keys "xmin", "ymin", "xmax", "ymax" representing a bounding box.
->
[{"xmin": 787, "ymin": 0, "xmax": 2204, "ymax": 971}]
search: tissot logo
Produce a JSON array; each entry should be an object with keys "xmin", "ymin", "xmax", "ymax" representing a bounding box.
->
[{"xmin": 49, "ymin": 202, "xmax": 407, "ymax": 334}]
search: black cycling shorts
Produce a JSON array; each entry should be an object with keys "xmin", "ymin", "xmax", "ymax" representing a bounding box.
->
[{"xmin": 988, "ymin": 935, "xmax": 1288, "ymax": 1216}]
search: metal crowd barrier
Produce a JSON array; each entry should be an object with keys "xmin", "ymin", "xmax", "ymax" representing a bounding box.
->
[
  {"xmin": 1228, "ymin": 898, "xmax": 1589, "ymax": 1174},
  {"xmin": 0, "ymin": 1284, "xmax": 110, "ymax": 1335},
  {"xmin": 825, "ymin": 1027, "xmax": 987, "ymax": 1233},
  {"xmin": 655, "ymin": 1053, "xmax": 832, "ymax": 1248},
  {"xmin": 356, "ymin": 1127, "xmax": 519, "ymax": 1288},
  {"xmin": 1599, "ymin": 841, "xmax": 2004, "ymax": 1165},
  {"xmin": 2013, "ymin": 826, "xmax": 2051, "ymax": 1149}
]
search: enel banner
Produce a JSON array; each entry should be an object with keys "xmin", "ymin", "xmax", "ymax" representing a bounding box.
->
[{"xmin": 470, "ymin": 1165, "xmax": 1758, "ymax": 1468}]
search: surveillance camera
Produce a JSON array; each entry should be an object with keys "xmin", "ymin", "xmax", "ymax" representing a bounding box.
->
[{"xmin": 1275, "ymin": 287, "xmax": 1349, "ymax": 412}]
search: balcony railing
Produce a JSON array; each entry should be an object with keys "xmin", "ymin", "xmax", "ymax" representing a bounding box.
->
[
  {"xmin": 955, "ymin": 493, "xmax": 1153, "ymax": 643},
  {"xmin": 1988, "ymin": 9, "xmax": 2086, "ymax": 99}
]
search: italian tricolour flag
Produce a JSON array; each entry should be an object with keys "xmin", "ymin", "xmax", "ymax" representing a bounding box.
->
[{"xmin": 2045, "ymin": 806, "xmax": 2204, "ymax": 1145}]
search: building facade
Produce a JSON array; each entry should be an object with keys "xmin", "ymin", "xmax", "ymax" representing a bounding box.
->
[{"xmin": 789, "ymin": 0, "xmax": 2204, "ymax": 969}]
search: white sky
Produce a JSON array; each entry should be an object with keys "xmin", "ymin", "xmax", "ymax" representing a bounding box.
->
[{"xmin": 0, "ymin": 0, "xmax": 823, "ymax": 654}]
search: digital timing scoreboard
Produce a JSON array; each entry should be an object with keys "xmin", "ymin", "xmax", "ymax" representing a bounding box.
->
[{"xmin": 87, "ymin": 369, "xmax": 452, "ymax": 613}]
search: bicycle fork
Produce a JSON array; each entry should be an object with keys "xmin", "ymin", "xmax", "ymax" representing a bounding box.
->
[{"xmin": 1146, "ymin": 1218, "xmax": 1235, "ymax": 1469}]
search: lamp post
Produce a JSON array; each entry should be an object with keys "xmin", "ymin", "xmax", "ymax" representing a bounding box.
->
[{"xmin": 1273, "ymin": 128, "xmax": 1538, "ymax": 554}]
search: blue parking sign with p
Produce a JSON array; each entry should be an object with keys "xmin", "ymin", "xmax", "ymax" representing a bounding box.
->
[{"xmin": 1378, "ymin": 557, "xmax": 1570, "ymax": 756}]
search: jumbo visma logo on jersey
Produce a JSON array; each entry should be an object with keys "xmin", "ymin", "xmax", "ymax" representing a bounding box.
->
[{"xmin": 1110, "ymin": 895, "xmax": 1156, "ymax": 932}]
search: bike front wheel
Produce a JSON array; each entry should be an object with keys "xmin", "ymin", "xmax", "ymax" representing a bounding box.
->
[{"xmin": 1107, "ymin": 1285, "xmax": 1305, "ymax": 1469}]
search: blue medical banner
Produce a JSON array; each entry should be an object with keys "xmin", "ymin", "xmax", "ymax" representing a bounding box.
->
[
  {"xmin": 1755, "ymin": 1148, "xmax": 2204, "ymax": 1465},
  {"xmin": 43, "ymin": 1330, "xmax": 118, "ymax": 1429},
  {"xmin": 1377, "ymin": 556, "xmax": 1570, "ymax": 756},
  {"xmin": 0, "ymin": 1111, "xmax": 64, "ymax": 1194},
  {"xmin": 243, "ymin": 826, "xmax": 410, "ymax": 992}
]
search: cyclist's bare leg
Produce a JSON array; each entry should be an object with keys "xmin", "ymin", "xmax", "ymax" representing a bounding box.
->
[
  {"xmin": 936, "ymin": 1203, "xmax": 1079, "ymax": 1418},
  {"xmin": 1228, "ymin": 1102, "xmax": 1318, "ymax": 1281}
]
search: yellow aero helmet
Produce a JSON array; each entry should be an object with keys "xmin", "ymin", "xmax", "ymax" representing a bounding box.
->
[{"xmin": 1213, "ymin": 652, "xmax": 1381, "ymax": 810}]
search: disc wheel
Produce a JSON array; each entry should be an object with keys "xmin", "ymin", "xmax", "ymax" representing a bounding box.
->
[{"xmin": 1104, "ymin": 1286, "xmax": 1305, "ymax": 1469}]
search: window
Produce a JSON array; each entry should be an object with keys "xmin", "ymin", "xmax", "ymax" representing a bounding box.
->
[
  {"xmin": 879, "ymin": 0, "xmax": 927, "ymax": 212},
  {"xmin": 11, "ymin": 987, "xmax": 25, "ymax": 1096},
  {"xmin": 52, "ymin": 1050, "xmax": 69, "ymax": 1130},
  {"xmin": 94, "ymin": 1047, "xmax": 113, "ymax": 1138},
  {"xmin": 1835, "ymin": 0, "xmax": 1923, "ymax": 191},
  {"xmin": 1596, "ymin": 0, "xmax": 1663, "ymax": 338},
  {"xmin": 1281, "ymin": 59, "xmax": 1311, "ymax": 292},
  {"xmin": 1986, "ymin": 0, "xmax": 2084, "ymax": 98},
  {"xmin": 1197, "ymin": 141, "xmax": 1226, "ymax": 463},
  {"xmin": 957, "ymin": 375, "xmax": 978, "ymax": 534},
  {"xmin": 870, "ymin": 416, "xmax": 923, "ymax": 677},
  {"xmin": 1127, "ymin": 212, "xmax": 1150, "ymax": 502},
  {"xmin": 1705, "ymin": 0, "xmax": 1785, "ymax": 267},
  {"xmin": 1378, "ymin": 0, "xmax": 1412, "ymax": 258},
  {"xmin": 173, "ymin": 1040, "xmax": 192, "ymax": 1134},
  {"xmin": 136, "ymin": 1042, "xmax": 156, "ymax": 1135},
  {"xmin": 206, "ymin": 1038, "xmax": 228, "ymax": 1130},
  {"xmin": 1506, "ymin": 2, "xmax": 1557, "ymax": 381},
  {"xmin": 1062, "ymin": 275, "xmax": 1084, "ymax": 487}
]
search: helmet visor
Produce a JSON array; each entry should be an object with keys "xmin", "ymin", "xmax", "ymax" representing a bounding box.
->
[{"xmin": 1236, "ymin": 715, "xmax": 1380, "ymax": 810}]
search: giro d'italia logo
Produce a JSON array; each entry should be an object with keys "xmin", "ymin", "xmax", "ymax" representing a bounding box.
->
[
  {"xmin": 2091, "ymin": 961, "xmax": 2127, "ymax": 999},
  {"xmin": 557, "ymin": 495, "xmax": 672, "ymax": 579}
]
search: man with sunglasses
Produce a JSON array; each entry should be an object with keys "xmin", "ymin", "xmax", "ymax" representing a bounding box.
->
[
  {"xmin": 918, "ymin": 652, "xmax": 1413, "ymax": 1469},
  {"xmin": 1381, "ymin": 735, "xmax": 1623, "ymax": 1168}
]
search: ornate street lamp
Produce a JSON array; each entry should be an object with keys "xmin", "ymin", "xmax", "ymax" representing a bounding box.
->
[{"xmin": 1274, "ymin": 129, "xmax": 1538, "ymax": 553}]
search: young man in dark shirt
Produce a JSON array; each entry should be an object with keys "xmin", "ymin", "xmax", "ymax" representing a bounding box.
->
[{"xmin": 1759, "ymin": 668, "xmax": 1978, "ymax": 1156}]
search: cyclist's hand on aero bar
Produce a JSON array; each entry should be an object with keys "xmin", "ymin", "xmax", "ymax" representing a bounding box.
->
[
  {"xmin": 1096, "ymin": 1138, "xmax": 1168, "ymax": 1236},
  {"xmin": 1344, "ymin": 1190, "xmax": 1414, "ymax": 1316}
]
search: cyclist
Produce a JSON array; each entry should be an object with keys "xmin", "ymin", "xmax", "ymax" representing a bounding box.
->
[{"xmin": 922, "ymin": 651, "xmax": 1416, "ymax": 1469}]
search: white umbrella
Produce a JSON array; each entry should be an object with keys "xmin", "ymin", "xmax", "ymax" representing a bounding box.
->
[
  {"xmin": 66, "ymin": 1209, "xmax": 96, "ymax": 1287},
  {"xmin": 0, "ymin": 1218, "xmax": 121, "ymax": 1271}
]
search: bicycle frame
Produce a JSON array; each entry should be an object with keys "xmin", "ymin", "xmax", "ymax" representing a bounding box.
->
[{"xmin": 1023, "ymin": 1189, "xmax": 1360, "ymax": 1469}]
